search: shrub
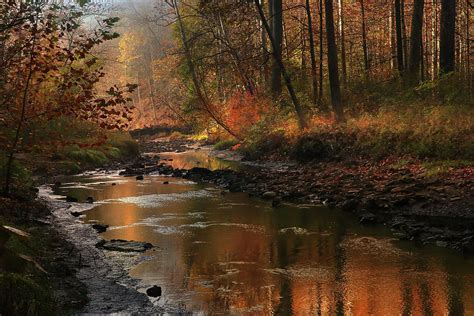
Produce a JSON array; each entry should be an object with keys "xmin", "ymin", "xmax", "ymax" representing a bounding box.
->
[
  {"xmin": 106, "ymin": 132, "xmax": 139, "ymax": 157},
  {"xmin": 214, "ymin": 139, "xmax": 239, "ymax": 150},
  {"xmin": 0, "ymin": 273, "xmax": 56, "ymax": 316},
  {"xmin": 0, "ymin": 155, "xmax": 32, "ymax": 190},
  {"xmin": 169, "ymin": 131, "xmax": 185, "ymax": 140},
  {"xmin": 241, "ymin": 130, "xmax": 287, "ymax": 160},
  {"xmin": 225, "ymin": 92, "xmax": 272, "ymax": 138},
  {"xmin": 293, "ymin": 135, "xmax": 330, "ymax": 161}
]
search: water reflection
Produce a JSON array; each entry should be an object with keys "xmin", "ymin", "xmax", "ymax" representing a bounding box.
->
[
  {"xmin": 157, "ymin": 149, "xmax": 242, "ymax": 171},
  {"xmin": 55, "ymin": 172, "xmax": 474, "ymax": 315}
]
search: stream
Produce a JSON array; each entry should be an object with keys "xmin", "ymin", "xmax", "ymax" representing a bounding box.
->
[{"xmin": 51, "ymin": 150, "xmax": 474, "ymax": 315}]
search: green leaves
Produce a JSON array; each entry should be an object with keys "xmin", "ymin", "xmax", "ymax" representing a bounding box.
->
[{"xmin": 76, "ymin": 0, "xmax": 91, "ymax": 7}]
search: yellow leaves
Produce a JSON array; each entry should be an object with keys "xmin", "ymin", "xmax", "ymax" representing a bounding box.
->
[{"xmin": 118, "ymin": 31, "xmax": 144, "ymax": 65}]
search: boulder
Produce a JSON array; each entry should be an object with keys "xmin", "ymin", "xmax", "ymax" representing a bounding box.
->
[
  {"xmin": 86, "ymin": 196, "xmax": 94, "ymax": 204},
  {"xmin": 146, "ymin": 285, "xmax": 162, "ymax": 297},
  {"xmin": 262, "ymin": 191, "xmax": 277, "ymax": 199},
  {"xmin": 92, "ymin": 224, "xmax": 109, "ymax": 233},
  {"xmin": 359, "ymin": 213, "xmax": 376, "ymax": 225},
  {"xmin": 340, "ymin": 199, "xmax": 358, "ymax": 212},
  {"xmin": 136, "ymin": 175, "xmax": 144, "ymax": 181}
]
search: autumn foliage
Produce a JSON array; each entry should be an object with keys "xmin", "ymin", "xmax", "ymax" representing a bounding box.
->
[
  {"xmin": 0, "ymin": 2, "xmax": 137, "ymax": 193},
  {"xmin": 224, "ymin": 92, "xmax": 272, "ymax": 138}
]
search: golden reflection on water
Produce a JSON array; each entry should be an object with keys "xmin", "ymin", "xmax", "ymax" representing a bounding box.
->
[
  {"xmin": 158, "ymin": 150, "xmax": 241, "ymax": 171},
  {"xmin": 57, "ymin": 174, "xmax": 474, "ymax": 315}
]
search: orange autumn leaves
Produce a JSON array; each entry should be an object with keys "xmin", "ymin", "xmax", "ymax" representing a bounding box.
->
[{"xmin": 224, "ymin": 92, "xmax": 272, "ymax": 138}]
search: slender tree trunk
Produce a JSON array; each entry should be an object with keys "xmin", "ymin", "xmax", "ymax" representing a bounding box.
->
[
  {"xmin": 305, "ymin": 0, "xmax": 319, "ymax": 104},
  {"xmin": 300, "ymin": 4, "xmax": 307, "ymax": 78},
  {"xmin": 4, "ymin": 21, "xmax": 37, "ymax": 195},
  {"xmin": 254, "ymin": 0, "xmax": 307, "ymax": 129},
  {"xmin": 466, "ymin": 0, "xmax": 471, "ymax": 85},
  {"xmin": 401, "ymin": 0, "xmax": 409, "ymax": 69},
  {"xmin": 360, "ymin": 0, "xmax": 370, "ymax": 77},
  {"xmin": 432, "ymin": 0, "xmax": 439, "ymax": 80},
  {"xmin": 408, "ymin": 0, "xmax": 425, "ymax": 83},
  {"xmin": 261, "ymin": 0, "xmax": 270, "ymax": 85},
  {"xmin": 421, "ymin": 32, "xmax": 425, "ymax": 81},
  {"xmin": 318, "ymin": 0, "xmax": 324, "ymax": 108},
  {"xmin": 395, "ymin": 0, "xmax": 404, "ymax": 75},
  {"xmin": 439, "ymin": 0, "xmax": 456, "ymax": 74},
  {"xmin": 147, "ymin": 78, "xmax": 159, "ymax": 123},
  {"xmin": 270, "ymin": 0, "xmax": 283, "ymax": 95},
  {"xmin": 324, "ymin": 0, "xmax": 344, "ymax": 122},
  {"xmin": 338, "ymin": 0, "xmax": 347, "ymax": 84},
  {"xmin": 390, "ymin": 3, "xmax": 396, "ymax": 71}
]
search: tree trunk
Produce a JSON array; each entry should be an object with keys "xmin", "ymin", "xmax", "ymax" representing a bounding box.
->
[
  {"xmin": 432, "ymin": 0, "xmax": 439, "ymax": 80},
  {"xmin": 324, "ymin": 0, "xmax": 344, "ymax": 122},
  {"xmin": 390, "ymin": 3, "xmax": 396, "ymax": 71},
  {"xmin": 318, "ymin": 0, "xmax": 324, "ymax": 108},
  {"xmin": 305, "ymin": 0, "xmax": 319, "ymax": 104},
  {"xmin": 401, "ymin": 0, "xmax": 409, "ymax": 69},
  {"xmin": 408, "ymin": 0, "xmax": 425, "ymax": 83},
  {"xmin": 439, "ymin": 0, "xmax": 456, "ymax": 74},
  {"xmin": 254, "ymin": 0, "xmax": 307, "ymax": 129},
  {"xmin": 261, "ymin": 0, "xmax": 270, "ymax": 85},
  {"xmin": 360, "ymin": 0, "xmax": 370, "ymax": 76},
  {"xmin": 4, "ymin": 20, "xmax": 37, "ymax": 195},
  {"xmin": 270, "ymin": 0, "xmax": 283, "ymax": 95},
  {"xmin": 466, "ymin": 0, "xmax": 471, "ymax": 85},
  {"xmin": 338, "ymin": 0, "xmax": 347, "ymax": 84},
  {"xmin": 395, "ymin": 0, "xmax": 404, "ymax": 74}
]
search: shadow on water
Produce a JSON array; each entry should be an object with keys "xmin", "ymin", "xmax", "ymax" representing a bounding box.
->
[{"xmin": 53, "ymin": 152, "xmax": 474, "ymax": 315}]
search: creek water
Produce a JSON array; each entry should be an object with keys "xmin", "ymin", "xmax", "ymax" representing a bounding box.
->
[{"xmin": 53, "ymin": 151, "xmax": 474, "ymax": 315}]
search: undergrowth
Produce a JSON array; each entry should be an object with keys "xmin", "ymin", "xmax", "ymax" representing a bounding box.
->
[{"xmin": 239, "ymin": 76, "xmax": 473, "ymax": 164}]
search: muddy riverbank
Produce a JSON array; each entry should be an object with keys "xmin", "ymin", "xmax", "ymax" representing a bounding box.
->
[{"xmin": 39, "ymin": 186, "xmax": 163, "ymax": 314}]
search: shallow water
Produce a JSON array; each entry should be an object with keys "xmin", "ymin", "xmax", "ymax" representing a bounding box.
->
[{"xmin": 54, "ymin": 152, "xmax": 474, "ymax": 315}]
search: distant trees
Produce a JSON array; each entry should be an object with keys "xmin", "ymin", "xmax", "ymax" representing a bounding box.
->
[
  {"xmin": 143, "ymin": 0, "xmax": 472, "ymax": 133},
  {"xmin": 254, "ymin": 0, "xmax": 307, "ymax": 129}
]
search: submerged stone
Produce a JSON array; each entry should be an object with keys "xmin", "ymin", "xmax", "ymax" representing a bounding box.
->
[
  {"xmin": 66, "ymin": 196, "xmax": 78, "ymax": 203},
  {"xmin": 96, "ymin": 239, "xmax": 153, "ymax": 252}
]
